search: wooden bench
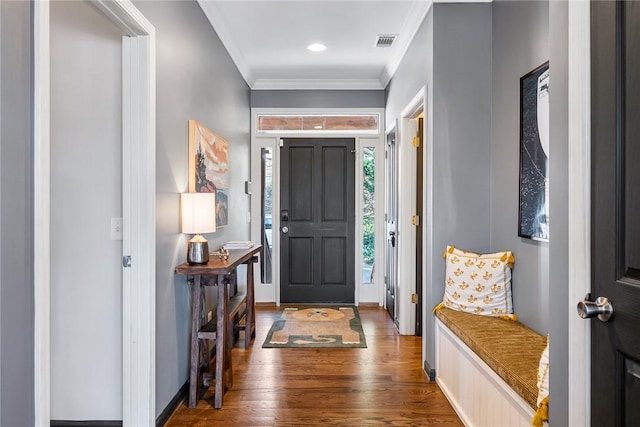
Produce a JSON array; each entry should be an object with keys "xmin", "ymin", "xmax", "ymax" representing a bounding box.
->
[{"xmin": 434, "ymin": 308, "xmax": 546, "ymax": 427}]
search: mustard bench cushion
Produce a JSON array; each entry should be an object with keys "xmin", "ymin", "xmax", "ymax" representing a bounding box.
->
[{"xmin": 435, "ymin": 307, "xmax": 547, "ymax": 410}]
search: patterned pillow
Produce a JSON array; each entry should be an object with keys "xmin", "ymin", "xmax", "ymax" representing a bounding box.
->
[
  {"xmin": 533, "ymin": 337, "xmax": 550, "ymax": 426},
  {"xmin": 436, "ymin": 245, "xmax": 515, "ymax": 318}
]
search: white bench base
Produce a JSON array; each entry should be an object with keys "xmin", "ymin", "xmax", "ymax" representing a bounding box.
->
[{"xmin": 435, "ymin": 318, "xmax": 535, "ymax": 427}]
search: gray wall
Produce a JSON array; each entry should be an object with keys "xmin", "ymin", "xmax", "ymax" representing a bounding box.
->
[
  {"xmin": 429, "ymin": 1, "xmax": 493, "ymax": 368},
  {"xmin": 491, "ymin": 0, "xmax": 549, "ymax": 334},
  {"xmin": 251, "ymin": 90, "xmax": 385, "ymax": 109},
  {"xmin": 548, "ymin": 1, "xmax": 569, "ymax": 425},
  {"xmin": 0, "ymin": 1, "xmax": 35, "ymax": 425},
  {"xmin": 385, "ymin": 2, "xmax": 493, "ymax": 369},
  {"xmin": 50, "ymin": 1, "xmax": 123, "ymax": 419},
  {"xmin": 133, "ymin": 1, "xmax": 251, "ymax": 417}
]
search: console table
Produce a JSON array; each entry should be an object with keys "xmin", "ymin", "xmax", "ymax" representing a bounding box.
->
[{"xmin": 175, "ymin": 245, "xmax": 261, "ymax": 409}]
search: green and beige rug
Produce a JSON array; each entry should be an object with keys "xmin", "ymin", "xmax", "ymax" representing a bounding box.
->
[{"xmin": 262, "ymin": 306, "xmax": 367, "ymax": 348}]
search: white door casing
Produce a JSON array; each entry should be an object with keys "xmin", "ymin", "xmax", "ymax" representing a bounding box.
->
[
  {"xmin": 34, "ymin": 1, "xmax": 156, "ymax": 425},
  {"xmin": 250, "ymin": 108, "xmax": 385, "ymax": 306},
  {"xmin": 395, "ymin": 88, "xmax": 427, "ymax": 336},
  {"xmin": 567, "ymin": 2, "xmax": 590, "ymax": 425}
]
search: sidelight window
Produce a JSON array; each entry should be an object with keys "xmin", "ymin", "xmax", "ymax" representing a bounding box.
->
[
  {"xmin": 362, "ymin": 147, "xmax": 376, "ymax": 286},
  {"xmin": 260, "ymin": 147, "xmax": 273, "ymax": 284}
]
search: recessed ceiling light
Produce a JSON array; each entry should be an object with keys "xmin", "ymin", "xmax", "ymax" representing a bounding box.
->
[
  {"xmin": 307, "ymin": 43, "xmax": 327, "ymax": 52},
  {"xmin": 314, "ymin": 125, "xmax": 323, "ymax": 129}
]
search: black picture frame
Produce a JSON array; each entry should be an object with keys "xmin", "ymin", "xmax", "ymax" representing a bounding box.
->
[{"xmin": 518, "ymin": 62, "xmax": 549, "ymax": 241}]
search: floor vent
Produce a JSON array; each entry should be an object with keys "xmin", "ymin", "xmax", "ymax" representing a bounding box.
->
[{"xmin": 375, "ymin": 34, "xmax": 397, "ymax": 48}]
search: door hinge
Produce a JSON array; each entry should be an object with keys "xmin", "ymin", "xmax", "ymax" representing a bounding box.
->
[
  {"xmin": 412, "ymin": 136, "xmax": 420, "ymax": 148},
  {"xmin": 123, "ymin": 256, "xmax": 132, "ymax": 268},
  {"xmin": 411, "ymin": 215, "xmax": 420, "ymax": 226},
  {"xmin": 279, "ymin": 139, "xmax": 284, "ymax": 147},
  {"xmin": 411, "ymin": 293, "xmax": 418, "ymax": 304}
]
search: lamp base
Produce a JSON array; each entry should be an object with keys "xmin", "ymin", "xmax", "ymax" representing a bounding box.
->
[{"xmin": 187, "ymin": 239, "xmax": 210, "ymax": 265}]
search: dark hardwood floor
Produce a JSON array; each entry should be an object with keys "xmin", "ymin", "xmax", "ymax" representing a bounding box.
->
[{"xmin": 165, "ymin": 304, "xmax": 463, "ymax": 426}]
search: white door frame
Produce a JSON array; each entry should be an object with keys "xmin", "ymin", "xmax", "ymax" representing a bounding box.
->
[
  {"xmin": 395, "ymin": 88, "xmax": 427, "ymax": 336},
  {"xmin": 567, "ymin": 1, "xmax": 590, "ymax": 425},
  {"xmin": 250, "ymin": 108, "xmax": 385, "ymax": 305},
  {"xmin": 356, "ymin": 136, "xmax": 385, "ymax": 305},
  {"xmin": 34, "ymin": 1, "xmax": 156, "ymax": 425}
]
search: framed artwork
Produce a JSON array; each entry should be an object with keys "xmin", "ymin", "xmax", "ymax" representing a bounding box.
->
[
  {"xmin": 188, "ymin": 120, "xmax": 229, "ymax": 227},
  {"xmin": 518, "ymin": 62, "xmax": 549, "ymax": 241}
]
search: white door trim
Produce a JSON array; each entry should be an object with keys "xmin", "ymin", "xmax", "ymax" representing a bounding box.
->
[
  {"xmin": 567, "ymin": 2, "xmax": 590, "ymax": 426},
  {"xmin": 249, "ymin": 137, "xmax": 279, "ymax": 303},
  {"xmin": 33, "ymin": 1, "xmax": 156, "ymax": 425},
  {"xmin": 34, "ymin": 2, "xmax": 51, "ymax": 424},
  {"xmin": 396, "ymin": 88, "xmax": 427, "ymax": 335},
  {"xmin": 250, "ymin": 107, "xmax": 385, "ymax": 305},
  {"xmin": 355, "ymin": 137, "xmax": 385, "ymax": 304}
]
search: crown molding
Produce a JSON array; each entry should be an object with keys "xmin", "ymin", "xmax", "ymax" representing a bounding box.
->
[
  {"xmin": 435, "ymin": 0, "xmax": 493, "ymax": 3},
  {"xmin": 252, "ymin": 78, "xmax": 385, "ymax": 91},
  {"xmin": 379, "ymin": 0, "xmax": 433, "ymax": 88},
  {"xmin": 197, "ymin": 0, "xmax": 255, "ymax": 87}
]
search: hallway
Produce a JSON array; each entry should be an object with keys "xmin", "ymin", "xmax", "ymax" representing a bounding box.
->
[{"xmin": 165, "ymin": 305, "xmax": 462, "ymax": 426}]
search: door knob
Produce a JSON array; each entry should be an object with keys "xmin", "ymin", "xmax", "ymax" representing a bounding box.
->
[
  {"xmin": 282, "ymin": 226, "xmax": 289, "ymax": 234},
  {"xmin": 577, "ymin": 295, "xmax": 613, "ymax": 322}
]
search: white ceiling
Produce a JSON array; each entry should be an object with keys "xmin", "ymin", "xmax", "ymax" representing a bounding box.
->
[{"xmin": 197, "ymin": 0, "xmax": 434, "ymax": 90}]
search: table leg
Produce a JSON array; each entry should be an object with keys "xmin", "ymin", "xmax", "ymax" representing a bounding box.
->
[
  {"xmin": 245, "ymin": 259, "xmax": 256, "ymax": 349},
  {"xmin": 188, "ymin": 275, "xmax": 202, "ymax": 409},
  {"xmin": 225, "ymin": 275, "xmax": 234, "ymax": 391},
  {"xmin": 214, "ymin": 274, "xmax": 228, "ymax": 409}
]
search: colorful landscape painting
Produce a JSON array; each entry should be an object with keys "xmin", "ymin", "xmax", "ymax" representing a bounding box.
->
[{"xmin": 188, "ymin": 120, "xmax": 229, "ymax": 227}]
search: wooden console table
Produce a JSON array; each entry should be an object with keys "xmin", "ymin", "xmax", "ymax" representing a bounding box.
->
[{"xmin": 175, "ymin": 245, "xmax": 261, "ymax": 409}]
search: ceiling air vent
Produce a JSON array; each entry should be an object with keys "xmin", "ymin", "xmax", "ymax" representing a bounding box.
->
[{"xmin": 375, "ymin": 34, "xmax": 397, "ymax": 48}]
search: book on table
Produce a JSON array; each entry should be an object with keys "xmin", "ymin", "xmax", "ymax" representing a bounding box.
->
[{"xmin": 223, "ymin": 241, "xmax": 254, "ymax": 250}]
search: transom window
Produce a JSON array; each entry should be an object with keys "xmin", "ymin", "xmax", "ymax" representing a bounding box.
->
[{"xmin": 257, "ymin": 114, "xmax": 379, "ymax": 134}]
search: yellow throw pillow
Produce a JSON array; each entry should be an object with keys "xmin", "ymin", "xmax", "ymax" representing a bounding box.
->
[
  {"xmin": 436, "ymin": 245, "xmax": 515, "ymax": 318},
  {"xmin": 532, "ymin": 337, "xmax": 550, "ymax": 426}
]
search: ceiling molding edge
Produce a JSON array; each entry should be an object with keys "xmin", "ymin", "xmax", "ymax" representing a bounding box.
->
[
  {"xmin": 379, "ymin": 0, "xmax": 433, "ymax": 88},
  {"xmin": 252, "ymin": 78, "xmax": 385, "ymax": 91},
  {"xmin": 197, "ymin": 0, "xmax": 256, "ymax": 87},
  {"xmin": 379, "ymin": 0, "xmax": 494, "ymax": 88}
]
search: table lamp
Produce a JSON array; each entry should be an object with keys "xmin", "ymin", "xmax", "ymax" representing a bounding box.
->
[{"xmin": 181, "ymin": 193, "xmax": 216, "ymax": 265}]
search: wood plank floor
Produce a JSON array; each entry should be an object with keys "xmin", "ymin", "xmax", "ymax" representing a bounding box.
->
[{"xmin": 165, "ymin": 304, "xmax": 463, "ymax": 426}]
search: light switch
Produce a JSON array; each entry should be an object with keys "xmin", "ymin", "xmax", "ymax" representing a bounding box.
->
[{"xmin": 111, "ymin": 217, "xmax": 123, "ymax": 241}]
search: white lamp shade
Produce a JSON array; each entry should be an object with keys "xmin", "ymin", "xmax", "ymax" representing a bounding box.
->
[{"xmin": 181, "ymin": 193, "xmax": 216, "ymax": 234}]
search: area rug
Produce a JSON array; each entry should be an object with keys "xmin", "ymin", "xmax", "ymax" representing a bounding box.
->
[{"xmin": 262, "ymin": 306, "xmax": 367, "ymax": 348}]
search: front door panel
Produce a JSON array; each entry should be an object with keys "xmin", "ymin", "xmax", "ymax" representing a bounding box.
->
[{"xmin": 280, "ymin": 138, "xmax": 355, "ymax": 303}]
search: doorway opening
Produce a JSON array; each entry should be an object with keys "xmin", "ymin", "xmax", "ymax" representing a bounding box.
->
[
  {"xmin": 385, "ymin": 124, "xmax": 399, "ymax": 326},
  {"xmin": 389, "ymin": 88, "xmax": 427, "ymax": 336},
  {"xmin": 34, "ymin": 1, "xmax": 156, "ymax": 424}
]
